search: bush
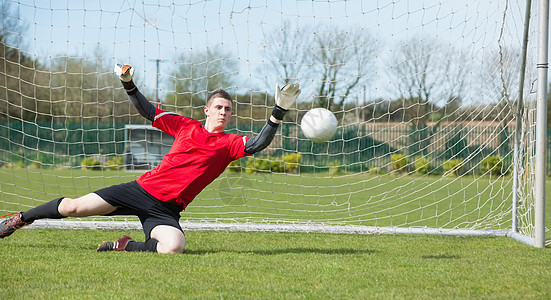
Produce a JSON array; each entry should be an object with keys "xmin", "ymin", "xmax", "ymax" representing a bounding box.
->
[
  {"xmin": 270, "ymin": 157, "xmax": 285, "ymax": 173},
  {"xmin": 105, "ymin": 156, "xmax": 123, "ymax": 171},
  {"xmin": 443, "ymin": 159, "xmax": 464, "ymax": 176},
  {"xmin": 391, "ymin": 154, "xmax": 409, "ymax": 173},
  {"xmin": 80, "ymin": 157, "xmax": 102, "ymax": 170},
  {"xmin": 368, "ymin": 167, "xmax": 384, "ymax": 175},
  {"xmin": 227, "ymin": 159, "xmax": 243, "ymax": 172},
  {"xmin": 329, "ymin": 160, "xmax": 344, "ymax": 176},
  {"xmin": 414, "ymin": 156, "xmax": 431, "ymax": 174},
  {"xmin": 245, "ymin": 153, "xmax": 302, "ymax": 174},
  {"xmin": 1, "ymin": 162, "xmax": 18, "ymax": 169},
  {"xmin": 28, "ymin": 162, "xmax": 42, "ymax": 169},
  {"xmin": 480, "ymin": 155, "xmax": 503, "ymax": 176},
  {"xmin": 283, "ymin": 153, "xmax": 301, "ymax": 173},
  {"xmin": 245, "ymin": 157, "xmax": 256, "ymax": 173},
  {"xmin": 245, "ymin": 156, "xmax": 279, "ymax": 173}
]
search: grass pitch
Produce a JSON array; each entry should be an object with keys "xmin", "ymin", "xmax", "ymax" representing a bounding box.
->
[
  {"xmin": 0, "ymin": 168, "xmax": 533, "ymax": 229},
  {"xmin": 0, "ymin": 169, "xmax": 550, "ymax": 298},
  {"xmin": 1, "ymin": 229, "xmax": 551, "ymax": 299}
]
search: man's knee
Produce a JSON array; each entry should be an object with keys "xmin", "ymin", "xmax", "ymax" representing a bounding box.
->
[
  {"xmin": 158, "ymin": 243, "xmax": 185, "ymax": 254},
  {"xmin": 152, "ymin": 226, "xmax": 186, "ymax": 254},
  {"xmin": 157, "ymin": 235, "xmax": 185, "ymax": 254},
  {"xmin": 59, "ymin": 197, "xmax": 92, "ymax": 216},
  {"xmin": 58, "ymin": 198, "xmax": 78, "ymax": 216},
  {"xmin": 57, "ymin": 194, "xmax": 115, "ymax": 217}
]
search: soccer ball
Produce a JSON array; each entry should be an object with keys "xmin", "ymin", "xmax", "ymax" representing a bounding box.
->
[{"xmin": 300, "ymin": 108, "xmax": 338, "ymax": 143}]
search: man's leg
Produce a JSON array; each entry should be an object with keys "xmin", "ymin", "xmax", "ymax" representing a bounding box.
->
[
  {"xmin": 57, "ymin": 193, "xmax": 117, "ymax": 217},
  {"xmin": 22, "ymin": 193, "xmax": 116, "ymax": 221},
  {"xmin": 150, "ymin": 225, "xmax": 186, "ymax": 254},
  {"xmin": 1, "ymin": 197, "xmax": 63, "ymax": 238},
  {"xmin": 1, "ymin": 193, "xmax": 116, "ymax": 238},
  {"xmin": 0, "ymin": 213, "xmax": 33, "ymax": 238},
  {"xmin": 20, "ymin": 197, "xmax": 64, "ymax": 222},
  {"xmin": 97, "ymin": 235, "xmax": 159, "ymax": 252},
  {"xmin": 97, "ymin": 225, "xmax": 185, "ymax": 254}
]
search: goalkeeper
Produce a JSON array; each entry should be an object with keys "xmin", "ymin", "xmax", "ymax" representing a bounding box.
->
[{"xmin": 0, "ymin": 64, "xmax": 301, "ymax": 254}]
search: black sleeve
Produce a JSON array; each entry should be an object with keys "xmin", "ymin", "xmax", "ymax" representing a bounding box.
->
[
  {"xmin": 125, "ymin": 83, "xmax": 156, "ymax": 122},
  {"xmin": 244, "ymin": 119, "xmax": 279, "ymax": 154}
]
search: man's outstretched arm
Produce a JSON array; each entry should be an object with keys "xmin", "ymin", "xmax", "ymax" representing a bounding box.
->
[
  {"xmin": 245, "ymin": 83, "xmax": 301, "ymax": 154},
  {"xmin": 114, "ymin": 64, "xmax": 156, "ymax": 122}
]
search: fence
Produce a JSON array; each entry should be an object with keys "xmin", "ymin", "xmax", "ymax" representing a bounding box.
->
[
  {"xmin": 0, "ymin": 120, "xmax": 127, "ymax": 166},
  {"xmin": 0, "ymin": 119, "xmax": 550, "ymax": 174},
  {"xmin": 273, "ymin": 122, "xmax": 521, "ymax": 174}
]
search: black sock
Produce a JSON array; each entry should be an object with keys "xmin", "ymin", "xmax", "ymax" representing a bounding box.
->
[
  {"xmin": 21, "ymin": 198, "xmax": 64, "ymax": 222},
  {"xmin": 125, "ymin": 238, "xmax": 158, "ymax": 252}
]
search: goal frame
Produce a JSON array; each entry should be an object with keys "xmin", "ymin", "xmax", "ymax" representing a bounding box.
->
[
  {"xmin": 0, "ymin": 0, "xmax": 548, "ymax": 248},
  {"xmin": 532, "ymin": 0, "xmax": 549, "ymax": 248}
]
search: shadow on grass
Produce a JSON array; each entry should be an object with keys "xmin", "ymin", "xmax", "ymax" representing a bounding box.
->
[
  {"xmin": 9, "ymin": 239, "xmax": 377, "ymax": 255},
  {"xmin": 185, "ymin": 247, "xmax": 377, "ymax": 255},
  {"xmin": 421, "ymin": 254, "xmax": 460, "ymax": 259}
]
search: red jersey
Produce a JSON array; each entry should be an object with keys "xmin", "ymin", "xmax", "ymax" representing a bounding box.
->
[{"xmin": 137, "ymin": 108, "xmax": 251, "ymax": 209}]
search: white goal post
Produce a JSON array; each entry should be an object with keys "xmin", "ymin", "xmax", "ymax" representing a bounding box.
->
[{"xmin": 0, "ymin": 0, "xmax": 548, "ymax": 247}]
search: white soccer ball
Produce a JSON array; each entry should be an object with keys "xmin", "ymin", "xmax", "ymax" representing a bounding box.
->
[{"xmin": 300, "ymin": 108, "xmax": 338, "ymax": 143}]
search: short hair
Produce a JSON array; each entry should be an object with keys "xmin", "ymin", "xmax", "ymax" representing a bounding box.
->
[{"xmin": 207, "ymin": 88, "xmax": 232, "ymax": 106}]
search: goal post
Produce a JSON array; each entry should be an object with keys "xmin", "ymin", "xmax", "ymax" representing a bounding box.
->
[
  {"xmin": 0, "ymin": 0, "xmax": 548, "ymax": 247},
  {"xmin": 534, "ymin": 0, "xmax": 549, "ymax": 248}
]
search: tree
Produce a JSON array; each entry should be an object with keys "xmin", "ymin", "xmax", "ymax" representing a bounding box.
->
[
  {"xmin": 263, "ymin": 23, "xmax": 378, "ymax": 111},
  {"xmin": 262, "ymin": 20, "xmax": 307, "ymax": 86},
  {"xmin": 163, "ymin": 47, "xmax": 238, "ymax": 120},
  {"xmin": 0, "ymin": 1, "xmax": 26, "ymax": 62},
  {"xmin": 483, "ymin": 47, "xmax": 524, "ymax": 158},
  {"xmin": 387, "ymin": 38, "xmax": 469, "ymax": 157},
  {"xmin": 0, "ymin": 1, "xmax": 50, "ymax": 121},
  {"xmin": 314, "ymin": 28, "xmax": 377, "ymax": 110},
  {"xmin": 484, "ymin": 47, "xmax": 521, "ymax": 125},
  {"xmin": 387, "ymin": 38, "xmax": 469, "ymax": 127},
  {"xmin": 47, "ymin": 46, "xmax": 129, "ymax": 122}
]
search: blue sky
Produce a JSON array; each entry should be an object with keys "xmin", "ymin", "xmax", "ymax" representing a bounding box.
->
[{"xmin": 8, "ymin": 0, "xmax": 529, "ymax": 103}]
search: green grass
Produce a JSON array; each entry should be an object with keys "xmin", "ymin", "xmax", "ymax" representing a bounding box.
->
[
  {"xmin": 1, "ymin": 168, "xmax": 551, "ymax": 298},
  {"xmin": 0, "ymin": 168, "xmax": 534, "ymax": 230},
  {"xmin": 1, "ymin": 229, "xmax": 551, "ymax": 299}
]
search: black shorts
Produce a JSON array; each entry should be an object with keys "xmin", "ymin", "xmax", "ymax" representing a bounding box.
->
[{"xmin": 94, "ymin": 180, "xmax": 183, "ymax": 240}]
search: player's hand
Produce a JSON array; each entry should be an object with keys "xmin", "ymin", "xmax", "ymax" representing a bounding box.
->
[
  {"xmin": 114, "ymin": 63, "xmax": 134, "ymax": 82},
  {"xmin": 275, "ymin": 83, "xmax": 301, "ymax": 110}
]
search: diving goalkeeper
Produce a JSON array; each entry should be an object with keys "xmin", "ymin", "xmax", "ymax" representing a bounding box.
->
[{"xmin": 0, "ymin": 64, "xmax": 301, "ymax": 254}]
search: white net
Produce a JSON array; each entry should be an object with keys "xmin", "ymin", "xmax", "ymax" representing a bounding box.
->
[{"xmin": 0, "ymin": 0, "xmax": 547, "ymax": 243}]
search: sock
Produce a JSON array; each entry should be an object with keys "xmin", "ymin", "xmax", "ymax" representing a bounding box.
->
[
  {"xmin": 21, "ymin": 198, "xmax": 64, "ymax": 222},
  {"xmin": 124, "ymin": 238, "xmax": 158, "ymax": 252}
]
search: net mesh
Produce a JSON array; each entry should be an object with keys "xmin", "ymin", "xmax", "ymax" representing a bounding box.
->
[{"xmin": 0, "ymin": 0, "xmax": 546, "ymax": 243}]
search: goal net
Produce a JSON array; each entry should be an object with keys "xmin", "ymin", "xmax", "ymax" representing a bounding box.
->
[{"xmin": 0, "ymin": 0, "xmax": 547, "ymax": 245}]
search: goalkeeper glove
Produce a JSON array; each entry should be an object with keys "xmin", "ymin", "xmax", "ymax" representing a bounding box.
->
[
  {"xmin": 114, "ymin": 63, "xmax": 137, "ymax": 94},
  {"xmin": 272, "ymin": 83, "xmax": 301, "ymax": 120},
  {"xmin": 114, "ymin": 63, "xmax": 134, "ymax": 82}
]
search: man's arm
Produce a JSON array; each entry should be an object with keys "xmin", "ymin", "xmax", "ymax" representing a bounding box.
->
[
  {"xmin": 244, "ymin": 116, "xmax": 280, "ymax": 154},
  {"xmin": 128, "ymin": 90, "xmax": 156, "ymax": 122},
  {"xmin": 244, "ymin": 83, "xmax": 300, "ymax": 154},
  {"xmin": 114, "ymin": 64, "xmax": 156, "ymax": 122}
]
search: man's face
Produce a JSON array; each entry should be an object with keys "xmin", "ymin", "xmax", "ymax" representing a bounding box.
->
[{"xmin": 204, "ymin": 97, "xmax": 232, "ymax": 132}]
